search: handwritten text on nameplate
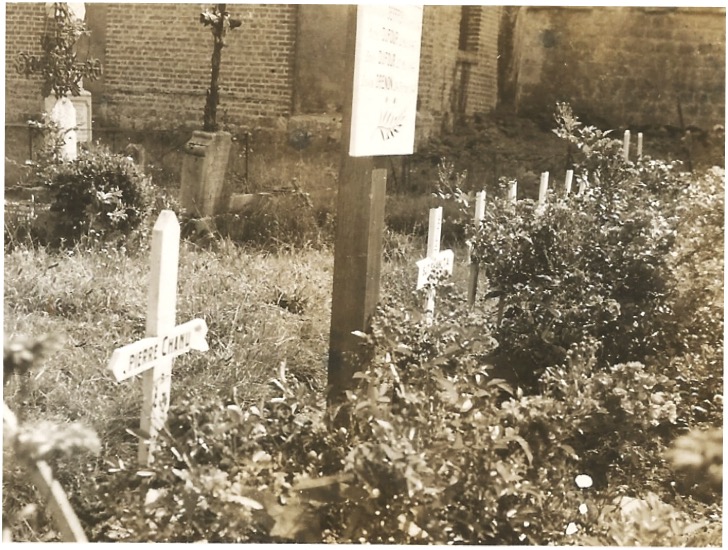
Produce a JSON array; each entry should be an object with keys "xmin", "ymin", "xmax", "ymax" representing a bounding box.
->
[
  {"xmin": 416, "ymin": 249, "xmax": 455, "ymax": 290},
  {"xmin": 109, "ymin": 319, "xmax": 209, "ymax": 382},
  {"xmin": 349, "ymin": 5, "xmax": 423, "ymax": 157}
]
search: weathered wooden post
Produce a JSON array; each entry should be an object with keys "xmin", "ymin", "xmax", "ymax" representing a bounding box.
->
[
  {"xmin": 416, "ymin": 207, "xmax": 454, "ymax": 325},
  {"xmin": 467, "ymin": 190, "xmax": 486, "ymax": 307},
  {"xmin": 328, "ymin": 5, "xmax": 423, "ymax": 402},
  {"xmin": 108, "ymin": 211, "xmax": 209, "ymax": 465},
  {"xmin": 623, "ymin": 129, "xmax": 631, "ymax": 161}
]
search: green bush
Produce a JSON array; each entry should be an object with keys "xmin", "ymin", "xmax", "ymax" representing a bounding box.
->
[{"xmin": 39, "ymin": 145, "xmax": 156, "ymax": 246}]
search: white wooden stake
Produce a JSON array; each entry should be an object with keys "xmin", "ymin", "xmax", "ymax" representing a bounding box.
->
[
  {"xmin": 467, "ymin": 190, "xmax": 486, "ymax": 264},
  {"xmin": 507, "ymin": 180, "xmax": 518, "ymax": 204},
  {"xmin": 538, "ymin": 171, "xmax": 549, "ymax": 206},
  {"xmin": 564, "ymin": 170, "xmax": 574, "ymax": 196},
  {"xmin": 467, "ymin": 191, "xmax": 486, "ymax": 306},
  {"xmin": 108, "ymin": 210, "xmax": 209, "ymax": 465},
  {"xmin": 577, "ymin": 176, "xmax": 587, "ymax": 196},
  {"xmin": 623, "ymin": 129, "xmax": 631, "ymax": 161},
  {"xmin": 637, "ymin": 132, "xmax": 643, "ymax": 158},
  {"xmin": 416, "ymin": 207, "xmax": 453, "ymax": 325}
]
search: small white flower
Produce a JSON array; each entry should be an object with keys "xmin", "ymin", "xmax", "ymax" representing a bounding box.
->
[
  {"xmin": 575, "ymin": 474, "xmax": 593, "ymax": 488},
  {"xmin": 579, "ymin": 503, "xmax": 588, "ymax": 515},
  {"xmin": 565, "ymin": 522, "xmax": 579, "ymax": 535}
]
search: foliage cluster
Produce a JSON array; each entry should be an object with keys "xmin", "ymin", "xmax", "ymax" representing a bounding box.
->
[
  {"xmin": 210, "ymin": 191, "xmax": 335, "ymax": 250},
  {"xmin": 3, "ymin": 104, "xmax": 721, "ymax": 544},
  {"xmin": 7, "ymin": 124, "xmax": 159, "ymax": 249},
  {"xmin": 88, "ymin": 315, "xmax": 718, "ymax": 544},
  {"xmin": 457, "ymin": 104, "xmax": 716, "ymax": 390}
]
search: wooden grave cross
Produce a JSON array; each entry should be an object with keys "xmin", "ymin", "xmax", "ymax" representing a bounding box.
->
[
  {"xmin": 108, "ymin": 210, "xmax": 209, "ymax": 465},
  {"xmin": 416, "ymin": 207, "xmax": 454, "ymax": 325}
]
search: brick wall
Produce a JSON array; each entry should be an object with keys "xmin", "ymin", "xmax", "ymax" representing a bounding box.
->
[
  {"xmin": 417, "ymin": 5, "xmax": 501, "ymax": 138},
  {"xmin": 463, "ymin": 6, "xmax": 501, "ymax": 116},
  {"xmin": 98, "ymin": 3, "xmax": 296, "ymax": 130},
  {"xmin": 513, "ymin": 7, "xmax": 726, "ymax": 129},
  {"xmin": 417, "ymin": 5, "xmax": 462, "ymax": 135},
  {"xmin": 4, "ymin": 4, "xmax": 501, "ymax": 140},
  {"xmin": 5, "ymin": 2, "xmax": 47, "ymax": 121}
]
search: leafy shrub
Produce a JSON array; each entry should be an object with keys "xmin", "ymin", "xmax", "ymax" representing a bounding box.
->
[
  {"xmin": 88, "ymin": 299, "xmax": 712, "ymax": 544},
  {"xmin": 452, "ymin": 105, "xmax": 695, "ymax": 386},
  {"xmin": 37, "ymin": 145, "xmax": 156, "ymax": 246},
  {"xmin": 661, "ymin": 167, "xmax": 724, "ymax": 430}
]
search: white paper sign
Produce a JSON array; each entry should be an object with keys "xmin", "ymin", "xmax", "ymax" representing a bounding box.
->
[
  {"xmin": 109, "ymin": 318, "xmax": 209, "ymax": 382},
  {"xmin": 349, "ymin": 5, "xmax": 423, "ymax": 157},
  {"xmin": 416, "ymin": 249, "xmax": 454, "ymax": 290}
]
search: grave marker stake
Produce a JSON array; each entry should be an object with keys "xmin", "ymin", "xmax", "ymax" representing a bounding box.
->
[
  {"xmin": 416, "ymin": 207, "xmax": 454, "ymax": 325},
  {"xmin": 507, "ymin": 179, "xmax": 518, "ymax": 204},
  {"xmin": 637, "ymin": 132, "xmax": 644, "ymax": 158},
  {"xmin": 108, "ymin": 210, "xmax": 209, "ymax": 465},
  {"xmin": 140, "ymin": 210, "xmax": 178, "ymax": 465},
  {"xmin": 564, "ymin": 169, "xmax": 574, "ymax": 196},
  {"xmin": 623, "ymin": 129, "xmax": 631, "ymax": 161},
  {"xmin": 538, "ymin": 171, "xmax": 549, "ymax": 206},
  {"xmin": 467, "ymin": 191, "xmax": 486, "ymax": 307}
]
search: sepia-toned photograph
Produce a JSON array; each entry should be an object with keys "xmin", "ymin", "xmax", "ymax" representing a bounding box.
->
[{"xmin": 3, "ymin": 2, "xmax": 724, "ymax": 544}]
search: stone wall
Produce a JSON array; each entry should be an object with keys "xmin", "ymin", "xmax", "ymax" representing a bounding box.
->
[{"xmin": 513, "ymin": 6, "xmax": 726, "ymax": 129}]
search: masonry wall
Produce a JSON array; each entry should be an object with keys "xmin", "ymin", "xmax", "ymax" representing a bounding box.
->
[
  {"xmin": 416, "ymin": 5, "xmax": 501, "ymax": 140},
  {"xmin": 5, "ymin": 3, "xmax": 501, "ymax": 141},
  {"xmin": 293, "ymin": 5, "xmax": 347, "ymax": 115},
  {"xmin": 98, "ymin": 3, "xmax": 297, "ymax": 130},
  {"xmin": 5, "ymin": 2, "xmax": 47, "ymax": 121},
  {"xmin": 462, "ymin": 6, "xmax": 501, "ymax": 117},
  {"xmin": 513, "ymin": 7, "xmax": 726, "ymax": 129}
]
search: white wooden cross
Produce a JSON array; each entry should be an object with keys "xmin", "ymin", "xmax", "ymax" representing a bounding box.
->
[
  {"xmin": 467, "ymin": 191, "xmax": 486, "ymax": 307},
  {"xmin": 108, "ymin": 210, "xmax": 209, "ymax": 465},
  {"xmin": 416, "ymin": 207, "xmax": 454, "ymax": 325}
]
